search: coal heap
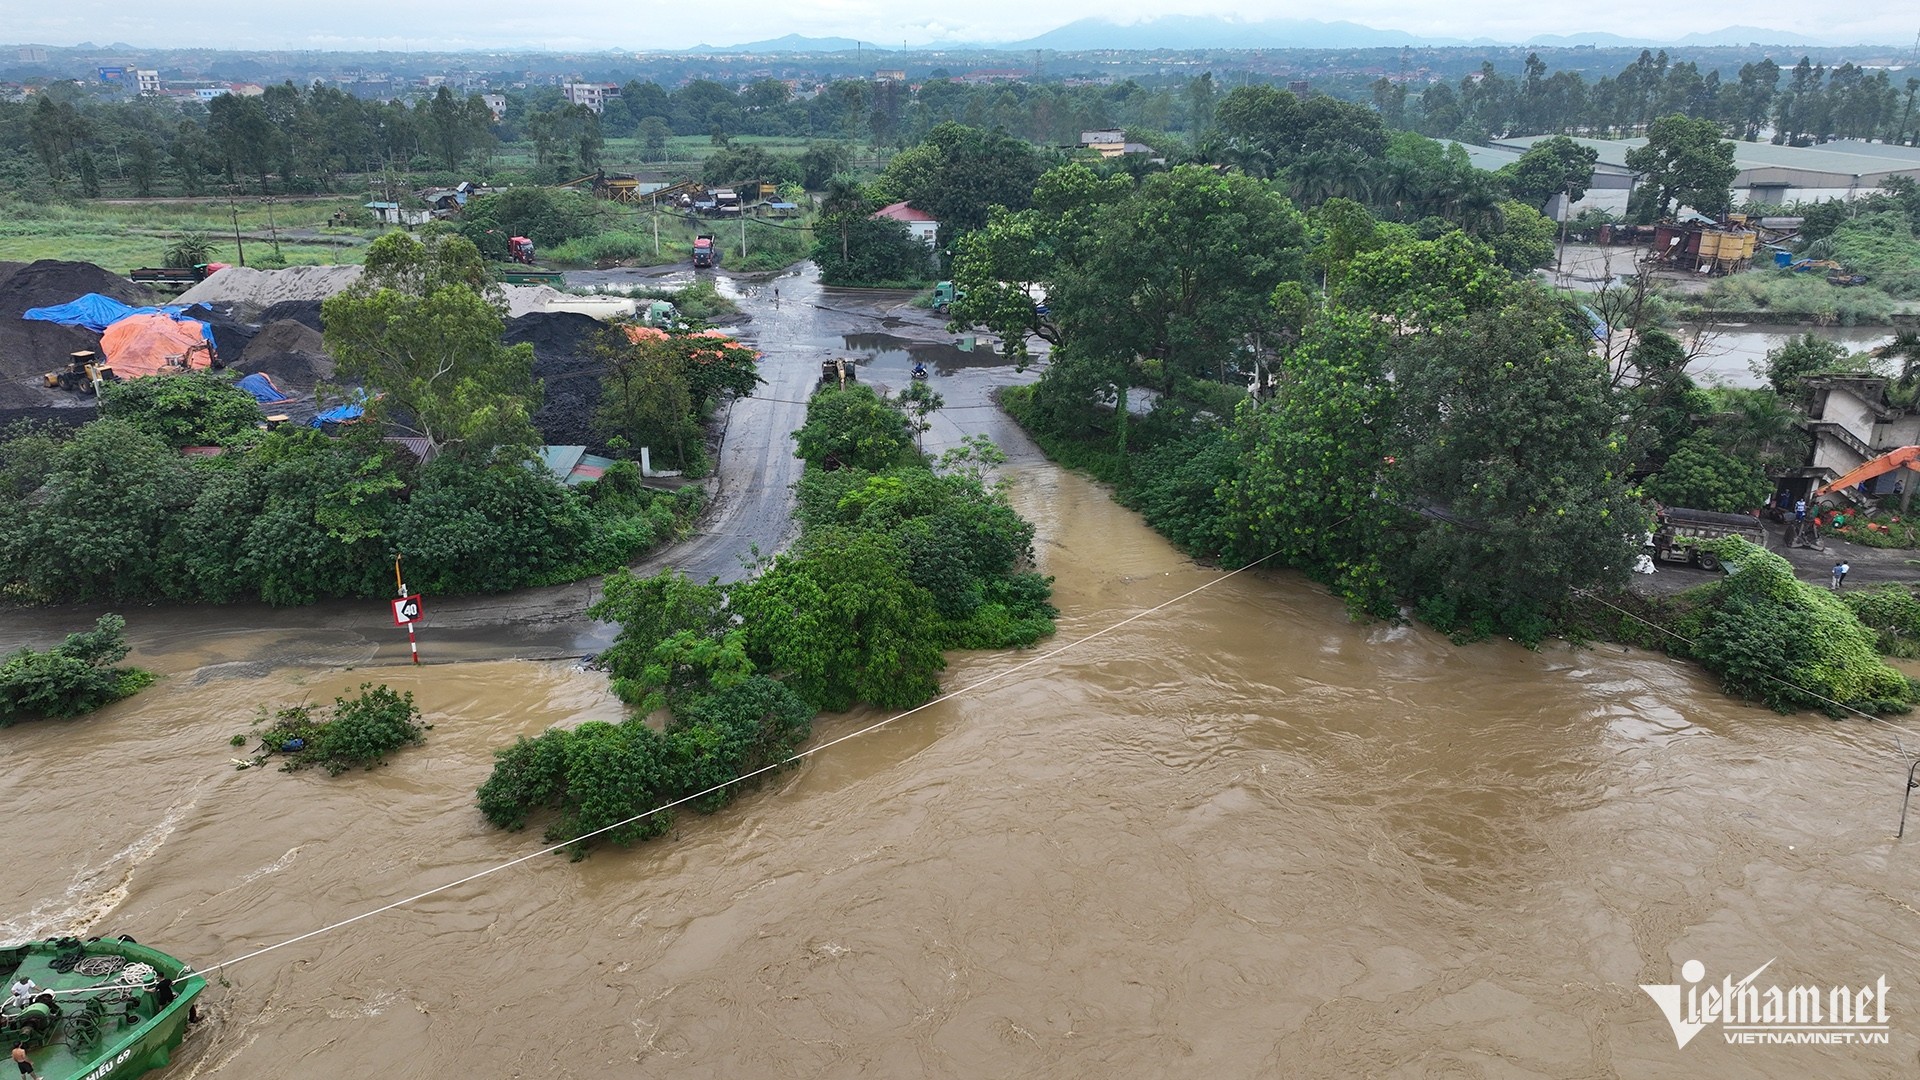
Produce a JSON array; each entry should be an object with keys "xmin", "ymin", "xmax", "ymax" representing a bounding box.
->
[
  {"xmin": 258, "ymin": 299, "xmax": 325, "ymax": 334},
  {"xmin": 0, "ymin": 261, "xmax": 156, "ymax": 419},
  {"xmin": 506, "ymin": 311, "xmax": 609, "ymax": 451},
  {"xmin": 0, "ymin": 259, "xmax": 155, "ymax": 320},
  {"xmin": 235, "ymin": 320, "xmax": 334, "ymax": 390}
]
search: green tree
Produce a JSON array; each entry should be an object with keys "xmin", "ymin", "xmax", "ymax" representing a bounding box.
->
[
  {"xmin": 1644, "ymin": 434, "xmax": 1772, "ymax": 513},
  {"xmin": 1624, "ymin": 113, "xmax": 1737, "ymax": 221},
  {"xmin": 1485, "ymin": 198, "xmax": 1558, "ymax": 271},
  {"xmin": 5, "ymin": 420, "xmax": 199, "ymax": 602},
  {"xmin": 732, "ymin": 531, "xmax": 946, "ymax": 711},
  {"xmin": 793, "ymin": 384, "xmax": 919, "ymax": 472},
  {"xmin": 873, "ymin": 122, "xmax": 1048, "ymax": 237},
  {"xmin": 101, "ymin": 371, "xmax": 262, "ymax": 448},
  {"xmin": 1496, "ymin": 134, "xmax": 1598, "ymax": 207},
  {"xmin": 811, "ymin": 213, "xmax": 932, "ymax": 286},
  {"xmin": 1755, "ymin": 332, "xmax": 1850, "ymax": 396},
  {"xmin": 321, "ymin": 233, "xmax": 540, "ymax": 459},
  {"xmin": 637, "ymin": 116, "xmax": 670, "ymax": 161},
  {"xmin": 1383, "ymin": 286, "xmax": 1646, "ymax": 641},
  {"xmin": 1223, "ymin": 308, "xmax": 1395, "ymax": 614}
]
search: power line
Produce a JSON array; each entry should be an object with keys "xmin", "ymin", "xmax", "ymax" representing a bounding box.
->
[{"xmin": 189, "ymin": 547, "xmax": 1282, "ymax": 980}]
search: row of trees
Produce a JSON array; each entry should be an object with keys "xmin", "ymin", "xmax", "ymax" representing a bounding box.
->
[
  {"xmin": 475, "ymin": 384, "xmax": 1057, "ymax": 853},
  {"xmin": 1389, "ymin": 50, "xmax": 1920, "ymax": 147},
  {"xmin": 953, "ymin": 163, "xmax": 1656, "ymax": 641}
]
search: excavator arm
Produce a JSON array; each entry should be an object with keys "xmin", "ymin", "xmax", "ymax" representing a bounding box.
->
[{"xmin": 1816, "ymin": 445, "xmax": 1920, "ymax": 495}]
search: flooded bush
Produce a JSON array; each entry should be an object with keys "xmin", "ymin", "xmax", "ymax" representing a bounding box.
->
[
  {"xmin": 0, "ymin": 615, "xmax": 153, "ymax": 724},
  {"xmin": 251, "ymin": 683, "xmax": 429, "ymax": 775}
]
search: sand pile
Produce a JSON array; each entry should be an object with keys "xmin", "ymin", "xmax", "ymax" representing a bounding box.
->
[
  {"xmin": 175, "ymin": 265, "xmax": 363, "ymax": 306},
  {"xmin": 177, "ymin": 264, "xmax": 578, "ymax": 320},
  {"xmin": 506, "ymin": 312, "xmax": 608, "ymax": 449}
]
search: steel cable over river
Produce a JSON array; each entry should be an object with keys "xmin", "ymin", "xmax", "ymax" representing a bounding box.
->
[{"xmin": 3, "ymin": 268, "xmax": 1917, "ymax": 1077}]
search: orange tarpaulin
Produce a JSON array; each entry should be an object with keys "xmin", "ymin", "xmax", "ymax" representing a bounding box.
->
[{"xmin": 101, "ymin": 313, "xmax": 214, "ymax": 378}]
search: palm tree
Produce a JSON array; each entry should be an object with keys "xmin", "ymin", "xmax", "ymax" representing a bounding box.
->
[{"xmin": 820, "ymin": 174, "xmax": 869, "ymax": 266}]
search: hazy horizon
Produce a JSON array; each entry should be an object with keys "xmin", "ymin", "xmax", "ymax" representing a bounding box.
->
[{"xmin": 4, "ymin": 5, "xmax": 1914, "ymax": 55}]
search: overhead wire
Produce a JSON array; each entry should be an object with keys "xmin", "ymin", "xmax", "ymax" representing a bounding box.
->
[{"xmin": 189, "ymin": 547, "xmax": 1283, "ymax": 980}]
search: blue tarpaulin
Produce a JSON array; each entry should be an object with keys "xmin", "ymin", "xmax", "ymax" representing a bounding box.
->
[
  {"xmin": 309, "ymin": 402, "xmax": 365, "ymax": 427},
  {"xmin": 22, "ymin": 293, "xmax": 190, "ymax": 333},
  {"xmin": 236, "ymin": 373, "xmax": 295, "ymax": 405}
]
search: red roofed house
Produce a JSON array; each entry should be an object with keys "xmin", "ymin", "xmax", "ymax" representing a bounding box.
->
[{"xmin": 872, "ymin": 201, "xmax": 939, "ymax": 246}]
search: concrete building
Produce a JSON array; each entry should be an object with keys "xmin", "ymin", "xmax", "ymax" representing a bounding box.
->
[
  {"xmin": 872, "ymin": 201, "xmax": 938, "ymax": 245},
  {"xmin": 1488, "ymin": 135, "xmax": 1920, "ymax": 218},
  {"xmin": 1781, "ymin": 375, "xmax": 1920, "ymax": 501},
  {"xmin": 480, "ymin": 93, "xmax": 507, "ymax": 120},
  {"xmin": 562, "ymin": 82, "xmax": 618, "ymax": 113},
  {"xmin": 135, "ymin": 70, "xmax": 160, "ymax": 96}
]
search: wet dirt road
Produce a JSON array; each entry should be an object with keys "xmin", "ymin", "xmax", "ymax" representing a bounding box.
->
[
  {"xmin": 0, "ymin": 264, "xmax": 1038, "ymax": 667},
  {"xmin": 4, "ymin": 267, "xmax": 1919, "ymax": 1078}
]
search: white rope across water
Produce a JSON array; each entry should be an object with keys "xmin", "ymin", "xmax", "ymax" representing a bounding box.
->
[{"xmin": 190, "ymin": 551, "xmax": 1282, "ymax": 979}]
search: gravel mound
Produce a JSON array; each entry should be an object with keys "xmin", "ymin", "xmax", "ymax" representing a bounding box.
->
[
  {"xmin": 506, "ymin": 311, "xmax": 608, "ymax": 449},
  {"xmin": 175, "ymin": 264, "xmax": 363, "ymax": 306}
]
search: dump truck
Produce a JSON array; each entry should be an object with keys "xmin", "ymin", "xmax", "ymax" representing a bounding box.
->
[
  {"xmin": 1647, "ymin": 507, "xmax": 1767, "ymax": 571},
  {"xmin": 692, "ymin": 235, "xmax": 716, "ymax": 269},
  {"xmin": 508, "ymin": 237, "xmax": 536, "ymax": 265},
  {"xmin": 820, "ymin": 358, "xmax": 857, "ymax": 389}
]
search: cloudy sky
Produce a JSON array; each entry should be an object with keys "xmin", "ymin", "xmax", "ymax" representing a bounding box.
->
[{"xmin": 6, "ymin": 1, "xmax": 1913, "ymax": 52}]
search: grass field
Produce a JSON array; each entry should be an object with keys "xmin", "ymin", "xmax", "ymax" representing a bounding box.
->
[{"xmin": 0, "ymin": 196, "xmax": 375, "ymax": 272}]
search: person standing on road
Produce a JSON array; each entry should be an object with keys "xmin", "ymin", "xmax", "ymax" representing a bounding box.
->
[
  {"xmin": 1795, "ymin": 498, "xmax": 1808, "ymax": 521},
  {"xmin": 1832, "ymin": 561, "xmax": 1850, "ymax": 589}
]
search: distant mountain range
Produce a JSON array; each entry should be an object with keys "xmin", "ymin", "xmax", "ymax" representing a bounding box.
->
[
  {"xmin": 991, "ymin": 16, "xmax": 1457, "ymax": 50},
  {"xmin": 679, "ymin": 34, "xmax": 889, "ymax": 54},
  {"xmin": 680, "ymin": 17, "xmax": 1885, "ymax": 54}
]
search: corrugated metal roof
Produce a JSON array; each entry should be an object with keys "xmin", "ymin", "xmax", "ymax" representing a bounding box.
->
[{"xmin": 1493, "ymin": 134, "xmax": 1920, "ymax": 185}]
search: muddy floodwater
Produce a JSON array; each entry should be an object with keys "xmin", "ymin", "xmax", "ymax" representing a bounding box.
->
[{"xmin": 4, "ymin": 461, "xmax": 1917, "ymax": 1077}]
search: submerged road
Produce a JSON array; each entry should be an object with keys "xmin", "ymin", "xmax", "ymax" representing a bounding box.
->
[{"xmin": 0, "ymin": 262, "xmax": 1041, "ymax": 669}]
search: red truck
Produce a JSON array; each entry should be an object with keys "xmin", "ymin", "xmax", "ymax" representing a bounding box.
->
[{"xmin": 692, "ymin": 234, "xmax": 715, "ymax": 269}]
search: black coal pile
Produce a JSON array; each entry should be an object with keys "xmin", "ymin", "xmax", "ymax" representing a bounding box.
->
[
  {"xmin": 0, "ymin": 260, "xmax": 154, "ymax": 320},
  {"xmin": 235, "ymin": 319, "xmax": 334, "ymax": 389},
  {"xmin": 506, "ymin": 312, "xmax": 608, "ymax": 450},
  {"xmin": 0, "ymin": 261, "xmax": 145, "ymax": 417},
  {"xmin": 258, "ymin": 299, "xmax": 325, "ymax": 334},
  {"xmin": 180, "ymin": 303, "xmax": 259, "ymax": 366}
]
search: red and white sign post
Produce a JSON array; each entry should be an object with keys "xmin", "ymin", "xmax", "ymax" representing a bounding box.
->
[{"xmin": 392, "ymin": 556, "xmax": 423, "ymax": 664}]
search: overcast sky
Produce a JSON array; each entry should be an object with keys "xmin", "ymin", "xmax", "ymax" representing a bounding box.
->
[{"xmin": 7, "ymin": 2, "xmax": 1914, "ymax": 53}]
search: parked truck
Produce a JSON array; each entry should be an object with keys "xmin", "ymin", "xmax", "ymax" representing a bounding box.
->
[
  {"xmin": 692, "ymin": 235, "xmax": 716, "ymax": 269},
  {"xmin": 128, "ymin": 263, "xmax": 222, "ymax": 289},
  {"xmin": 1646, "ymin": 506, "xmax": 1767, "ymax": 571}
]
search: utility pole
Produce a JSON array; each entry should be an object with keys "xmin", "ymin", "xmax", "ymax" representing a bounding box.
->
[
  {"xmin": 652, "ymin": 193, "xmax": 659, "ymax": 256},
  {"xmin": 262, "ymin": 195, "xmax": 282, "ymax": 260},
  {"xmin": 740, "ymin": 209, "xmax": 747, "ymax": 260},
  {"xmin": 224, "ymin": 185, "xmax": 246, "ymax": 266},
  {"xmin": 1555, "ymin": 177, "xmax": 1573, "ymax": 282}
]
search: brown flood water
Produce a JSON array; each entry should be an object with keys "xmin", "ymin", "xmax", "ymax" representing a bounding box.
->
[{"xmin": 4, "ymin": 465, "xmax": 1918, "ymax": 1077}]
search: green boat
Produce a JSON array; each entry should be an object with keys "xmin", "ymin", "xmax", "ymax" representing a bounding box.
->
[{"xmin": 2, "ymin": 936, "xmax": 205, "ymax": 1080}]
